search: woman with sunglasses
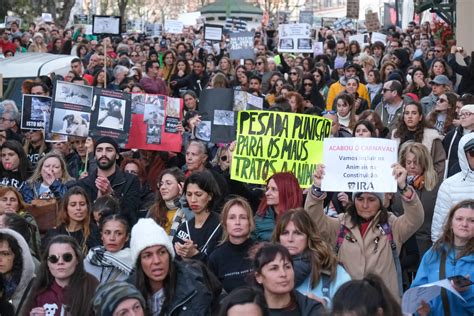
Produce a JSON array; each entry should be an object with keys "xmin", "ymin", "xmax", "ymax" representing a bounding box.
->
[
  {"xmin": 84, "ymin": 214, "xmax": 133, "ymax": 284},
  {"xmin": 392, "ymin": 101, "xmax": 446, "ymax": 180},
  {"xmin": 253, "ymin": 172, "xmax": 303, "ymax": 242},
  {"xmin": 288, "ymin": 67, "xmax": 303, "ymax": 92},
  {"xmin": 253, "ymin": 243, "xmax": 325, "ymax": 315},
  {"xmin": 313, "ymin": 68, "xmax": 329, "ymax": 102},
  {"xmin": 147, "ymin": 167, "xmax": 190, "ymax": 240},
  {"xmin": 26, "ymin": 235, "xmax": 98, "ymax": 316},
  {"xmin": 299, "ymin": 74, "xmax": 325, "ymax": 113},
  {"xmin": 43, "ymin": 186, "xmax": 101, "ymax": 255},
  {"xmin": 426, "ymin": 92, "xmax": 458, "ymax": 135}
]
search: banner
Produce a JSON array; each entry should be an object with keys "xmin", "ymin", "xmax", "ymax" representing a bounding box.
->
[
  {"xmin": 278, "ymin": 23, "xmax": 313, "ymax": 53},
  {"xmin": 229, "ymin": 31, "xmax": 255, "ymax": 60},
  {"xmin": 197, "ymin": 88, "xmax": 235, "ymax": 144},
  {"xmin": 321, "ymin": 138, "xmax": 398, "ymax": 193},
  {"xmin": 231, "ymin": 111, "xmax": 332, "ymax": 188},
  {"xmin": 21, "ymin": 95, "xmax": 51, "ymax": 130},
  {"xmin": 50, "ymin": 81, "xmax": 93, "ymax": 137},
  {"xmin": 164, "ymin": 20, "xmax": 183, "ymax": 34},
  {"xmin": 89, "ymin": 88, "xmax": 132, "ymax": 144},
  {"xmin": 125, "ymin": 93, "xmax": 183, "ymax": 152}
]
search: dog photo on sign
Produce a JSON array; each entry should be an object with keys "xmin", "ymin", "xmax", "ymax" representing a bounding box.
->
[
  {"xmin": 97, "ymin": 96, "xmax": 125, "ymax": 131},
  {"xmin": 55, "ymin": 81, "xmax": 93, "ymax": 107},
  {"xmin": 51, "ymin": 108, "xmax": 90, "ymax": 137}
]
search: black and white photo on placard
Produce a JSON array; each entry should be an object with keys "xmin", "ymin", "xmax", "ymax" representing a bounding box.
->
[
  {"xmin": 54, "ymin": 81, "xmax": 94, "ymax": 107},
  {"xmin": 146, "ymin": 123, "xmax": 162, "ymax": 144},
  {"xmin": 195, "ymin": 121, "xmax": 211, "ymax": 142},
  {"xmin": 51, "ymin": 108, "xmax": 90, "ymax": 137},
  {"xmin": 98, "ymin": 96, "xmax": 126, "ymax": 131},
  {"xmin": 213, "ymin": 110, "xmax": 234, "ymax": 126},
  {"xmin": 21, "ymin": 95, "xmax": 51, "ymax": 130},
  {"xmin": 166, "ymin": 97, "xmax": 180, "ymax": 118},
  {"xmin": 131, "ymin": 93, "xmax": 145, "ymax": 114}
]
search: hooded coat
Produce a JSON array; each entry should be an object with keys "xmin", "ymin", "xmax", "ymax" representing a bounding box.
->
[
  {"xmin": 431, "ymin": 133, "xmax": 474, "ymax": 242},
  {"xmin": 0, "ymin": 228, "xmax": 35, "ymax": 314}
]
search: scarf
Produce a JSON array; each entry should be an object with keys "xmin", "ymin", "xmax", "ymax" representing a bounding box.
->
[
  {"xmin": 292, "ymin": 252, "xmax": 312, "ymax": 288},
  {"xmin": 3, "ymin": 275, "xmax": 18, "ymax": 300},
  {"xmin": 87, "ymin": 246, "xmax": 134, "ymax": 275}
]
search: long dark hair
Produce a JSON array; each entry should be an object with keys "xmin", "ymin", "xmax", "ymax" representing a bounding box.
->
[
  {"xmin": 24, "ymin": 235, "xmax": 98, "ymax": 315},
  {"xmin": 0, "ymin": 232, "xmax": 22, "ymax": 299},
  {"xmin": 134, "ymin": 250, "xmax": 177, "ymax": 315},
  {"xmin": 331, "ymin": 273, "xmax": 402, "ymax": 316},
  {"xmin": 148, "ymin": 167, "xmax": 185, "ymax": 228},
  {"xmin": 0, "ymin": 140, "xmax": 30, "ymax": 181},
  {"xmin": 346, "ymin": 196, "xmax": 388, "ymax": 229},
  {"xmin": 394, "ymin": 102, "xmax": 428, "ymax": 144}
]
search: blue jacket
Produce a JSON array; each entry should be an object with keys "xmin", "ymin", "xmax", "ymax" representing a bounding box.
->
[
  {"xmin": 411, "ymin": 245, "xmax": 474, "ymax": 315},
  {"xmin": 20, "ymin": 179, "xmax": 69, "ymax": 204},
  {"xmin": 296, "ymin": 265, "xmax": 351, "ymax": 309}
]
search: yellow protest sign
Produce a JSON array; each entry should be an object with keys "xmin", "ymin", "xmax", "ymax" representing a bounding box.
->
[{"xmin": 231, "ymin": 110, "xmax": 332, "ymax": 188}]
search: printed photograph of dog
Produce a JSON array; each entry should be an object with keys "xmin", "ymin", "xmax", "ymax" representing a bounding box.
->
[
  {"xmin": 97, "ymin": 96, "xmax": 126, "ymax": 131},
  {"xmin": 54, "ymin": 81, "xmax": 94, "ymax": 107},
  {"xmin": 51, "ymin": 108, "xmax": 90, "ymax": 137}
]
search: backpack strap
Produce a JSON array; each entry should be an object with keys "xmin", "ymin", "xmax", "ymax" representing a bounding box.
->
[
  {"xmin": 440, "ymin": 250, "xmax": 451, "ymax": 316},
  {"xmin": 15, "ymin": 277, "xmax": 35, "ymax": 316},
  {"xmin": 320, "ymin": 273, "xmax": 331, "ymax": 300},
  {"xmin": 200, "ymin": 223, "xmax": 221, "ymax": 255},
  {"xmin": 380, "ymin": 222, "xmax": 403, "ymax": 298}
]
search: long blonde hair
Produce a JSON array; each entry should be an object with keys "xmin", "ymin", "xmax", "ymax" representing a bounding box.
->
[
  {"xmin": 27, "ymin": 152, "xmax": 72, "ymax": 185},
  {"xmin": 220, "ymin": 197, "xmax": 255, "ymax": 243},
  {"xmin": 399, "ymin": 142, "xmax": 438, "ymax": 191}
]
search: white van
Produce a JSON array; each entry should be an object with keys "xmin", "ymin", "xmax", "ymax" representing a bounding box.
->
[{"xmin": 0, "ymin": 53, "xmax": 76, "ymax": 105}]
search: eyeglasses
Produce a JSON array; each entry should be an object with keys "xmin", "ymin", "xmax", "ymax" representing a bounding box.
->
[
  {"xmin": 220, "ymin": 155, "xmax": 228, "ymax": 161},
  {"xmin": 47, "ymin": 253, "xmax": 74, "ymax": 264},
  {"xmin": 459, "ymin": 112, "xmax": 473, "ymax": 118},
  {"xmin": 321, "ymin": 110, "xmax": 336, "ymax": 115}
]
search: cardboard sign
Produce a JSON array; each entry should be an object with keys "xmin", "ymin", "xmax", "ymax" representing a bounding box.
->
[
  {"xmin": 229, "ymin": 31, "xmax": 255, "ymax": 60},
  {"xmin": 365, "ymin": 11, "xmax": 381, "ymax": 32},
  {"xmin": 371, "ymin": 32, "xmax": 387, "ymax": 44},
  {"xmin": 92, "ymin": 15, "xmax": 121, "ymax": 35},
  {"xmin": 41, "ymin": 13, "xmax": 53, "ymax": 23},
  {"xmin": 125, "ymin": 93, "xmax": 183, "ymax": 152},
  {"xmin": 164, "ymin": 20, "xmax": 184, "ymax": 34},
  {"xmin": 50, "ymin": 81, "xmax": 94, "ymax": 138},
  {"xmin": 21, "ymin": 95, "xmax": 52, "ymax": 130},
  {"xmin": 74, "ymin": 14, "xmax": 90, "ymax": 24},
  {"xmin": 89, "ymin": 88, "xmax": 132, "ymax": 144},
  {"xmin": 278, "ymin": 23, "xmax": 313, "ymax": 53},
  {"xmin": 231, "ymin": 111, "xmax": 332, "ymax": 188},
  {"xmin": 321, "ymin": 138, "xmax": 398, "ymax": 193},
  {"xmin": 346, "ymin": 0, "xmax": 360, "ymax": 19},
  {"xmin": 197, "ymin": 88, "xmax": 235, "ymax": 144},
  {"xmin": 349, "ymin": 34, "xmax": 369, "ymax": 49},
  {"xmin": 4, "ymin": 16, "xmax": 21, "ymax": 29},
  {"xmin": 204, "ymin": 24, "xmax": 223, "ymax": 41}
]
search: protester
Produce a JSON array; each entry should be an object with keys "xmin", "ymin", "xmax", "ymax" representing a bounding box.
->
[{"xmin": 92, "ymin": 281, "xmax": 146, "ymax": 316}]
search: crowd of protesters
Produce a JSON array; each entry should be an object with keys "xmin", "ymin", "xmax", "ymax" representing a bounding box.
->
[{"xmin": 0, "ymin": 16, "xmax": 473, "ymax": 316}]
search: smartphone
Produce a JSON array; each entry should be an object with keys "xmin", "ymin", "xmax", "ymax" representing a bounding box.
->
[{"xmin": 449, "ymin": 275, "xmax": 473, "ymax": 287}]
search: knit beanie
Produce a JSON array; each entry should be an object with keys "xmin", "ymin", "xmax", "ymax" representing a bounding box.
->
[
  {"xmin": 130, "ymin": 218, "xmax": 175, "ymax": 265},
  {"xmin": 352, "ymin": 192, "xmax": 385, "ymax": 203},
  {"xmin": 92, "ymin": 281, "xmax": 145, "ymax": 316},
  {"xmin": 95, "ymin": 136, "xmax": 119, "ymax": 153}
]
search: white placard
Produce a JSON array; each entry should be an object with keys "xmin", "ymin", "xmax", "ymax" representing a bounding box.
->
[
  {"xmin": 313, "ymin": 41, "xmax": 324, "ymax": 55},
  {"xmin": 92, "ymin": 15, "xmax": 121, "ymax": 35},
  {"xmin": 164, "ymin": 20, "xmax": 183, "ymax": 34},
  {"xmin": 371, "ymin": 32, "xmax": 387, "ymax": 44},
  {"xmin": 321, "ymin": 138, "xmax": 398, "ymax": 193},
  {"xmin": 42, "ymin": 13, "xmax": 53, "ymax": 22},
  {"xmin": 204, "ymin": 24, "xmax": 223, "ymax": 41},
  {"xmin": 278, "ymin": 23, "xmax": 312, "ymax": 53},
  {"xmin": 349, "ymin": 34, "xmax": 369, "ymax": 49},
  {"xmin": 402, "ymin": 279, "xmax": 466, "ymax": 314}
]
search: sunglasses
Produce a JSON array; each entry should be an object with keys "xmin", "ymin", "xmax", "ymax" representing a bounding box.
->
[
  {"xmin": 437, "ymin": 98, "xmax": 447, "ymax": 103},
  {"xmin": 256, "ymin": 62, "xmax": 264, "ymax": 65},
  {"xmin": 220, "ymin": 155, "xmax": 228, "ymax": 162},
  {"xmin": 322, "ymin": 110, "xmax": 336, "ymax": 115},
  {"xmin": 290, "ymin": 72, "xmax": 298, "ymax": 75},
  {"xmin": 434, "ymin": 50, "xmax": 443, "ymax": 53},
  {"xmin": 304, "ymin": 83, "xmax": 313, "ymax": 86},
  {"xmin": 47, "ymin": 253, "xmax": 74, "ymax": 264}
]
